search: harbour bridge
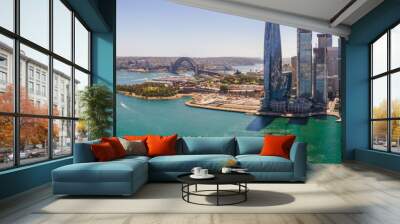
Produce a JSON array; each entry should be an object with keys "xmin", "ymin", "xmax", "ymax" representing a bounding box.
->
[{"xmin": 169, "ymin": 57, "xmax": 220, "ymax": 76}]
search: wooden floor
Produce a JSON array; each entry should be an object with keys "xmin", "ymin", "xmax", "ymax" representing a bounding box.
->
[{"xmin": 1, "ymin": 162, "xmax": 400, "ymax": 224}]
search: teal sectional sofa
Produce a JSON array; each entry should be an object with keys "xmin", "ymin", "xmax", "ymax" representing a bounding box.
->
[{"xmin": 52, "ymin": 137, "xmax": 307, "ymax": 196}]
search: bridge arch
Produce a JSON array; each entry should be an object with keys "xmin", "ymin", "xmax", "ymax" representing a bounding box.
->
[{"xmin": 170, "ymin": 57, "xmax": 198, "ymax": 75}]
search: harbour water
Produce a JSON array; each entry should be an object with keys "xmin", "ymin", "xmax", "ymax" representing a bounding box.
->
[{"xmin": 116, "ymin": 70, "xmax": 342, "ymax": 163}]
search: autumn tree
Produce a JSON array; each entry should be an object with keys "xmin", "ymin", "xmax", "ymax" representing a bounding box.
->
[
  {"xmin": 0, "ymin": 85, "xmax": 59, "ymax": 152},
  {"xmin": 0, "ymin": 85, "xmax": 14, "ymax": 150},
  {"xmin": 75, "ymin": 119, "xmax": 87, "ymax": 142},
  {"xmin": 372, "ymin": 99, "xmax": 400, "ymax": 143}
]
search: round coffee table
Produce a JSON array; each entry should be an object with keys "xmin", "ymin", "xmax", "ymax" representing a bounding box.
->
[{"xmin": 177, "ymin": 173, "xmax": 255, "ymax": 206}]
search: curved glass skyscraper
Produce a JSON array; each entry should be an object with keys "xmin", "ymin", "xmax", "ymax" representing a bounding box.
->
[{"xmin": 262, "ymin": 22, "xmax": 282, "ymax": 111}]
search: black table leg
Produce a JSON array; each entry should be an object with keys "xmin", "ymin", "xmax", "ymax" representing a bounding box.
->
[
  {"xmin": 245, "ymin": 183, "xmax": 247, "ymax": 201},
  {"xmin": 187, "ymin": 184, "xmax": 190, "ymax": 202},
  {"xmin": 216, "ymin": 184, "xmax": 219, "ymax": 206},
  {"xmin": 195, "ymin": 184, "xmax": 198, "ymax": 192}
]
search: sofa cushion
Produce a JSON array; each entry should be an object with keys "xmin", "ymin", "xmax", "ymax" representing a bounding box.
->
[
  {"xmin": 236, "ymin": 137, "xmax": 264, "ymax": 155},
  {"xmin": 180, "ymin": 137, "xmax": 235, "ymax": 155},
  {"xmin": 90, "ymin": 142, "xmax": 118, "ymax": 162},
  {"xmin": 53, "ymin": 158, "xmax": 147, "ymax": 183},
  {"xmin": 149, "ymin": 154, "xmax": 235, "ymax": 172},
  {"xmin": 260, "ymin": 135, "xmax": 296, "ymax": 159},
  {"xmin": 101, "ymin": 137, "xmax": 127, "ymax": 158},
  {"xmin": 124, "ymin": 135, "xmax": 148, "ymax": 142},
  {"xmin": 119, "ymin": 138, "xmax": 147, "ymax": 156},
  {"xmin": 147, "ymin": 134, "xmax": 178, "ymax": 157},
  {"xmin": 236, "ymin": 155, "xmax": 293, "ymax": 172}
]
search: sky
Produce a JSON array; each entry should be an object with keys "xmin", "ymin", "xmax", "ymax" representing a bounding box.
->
[
  {"xmin": 1, "ymin": 0, "xmax": 340, "ymax": 61},
  {"xmin": 117, "ymin": 0, "xmax": 339, "ymax": 59},
  {"xmin": 117, "ymin": 0, "xmax": 266, "ymax": 58}
]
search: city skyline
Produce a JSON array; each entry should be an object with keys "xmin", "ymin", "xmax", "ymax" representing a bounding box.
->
[{"xmin": 260, "ymin": 22, "xmax": 340, "ymax": 114}]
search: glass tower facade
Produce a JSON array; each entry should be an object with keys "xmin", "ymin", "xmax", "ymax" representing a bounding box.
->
[
  {"xmin": 262, "ymin": 22, "xmax": 282, "ymax": 110},
  {"xmin": 297, "ymin": 29, "xmax": 312, "ymax": 98},
  {"xmin": 317, "ymin": 33, "xmax": 332, "ymax": 48},
  {"xmin": 313, "ymin": 47, "xmax": 327, "ymax": 104},
  {"xmin": 313, "ymin": 34, "xmax": 337, "ymax": 106},
  {"xmin": 270, "ymin": 71, "xmax": 292, "ymax": 101}
]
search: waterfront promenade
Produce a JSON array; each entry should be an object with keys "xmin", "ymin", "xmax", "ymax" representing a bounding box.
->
[
  {"xmin": 120, "ymin": 88, "xmax": 341, "ymax": 119},
  {"xmin": 185, "ymin": 99, "xmax": 341, "ymax": 119}
]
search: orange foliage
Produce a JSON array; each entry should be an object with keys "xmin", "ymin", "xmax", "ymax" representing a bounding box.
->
[
  {"xmin": 0, "ymin": 85, "xmax": 13, "ymax": 113},
  {"xmin": 0, "ymin": 85, "xmax": 14, "ymax": 149},
  {"xmin": 0, "ymin": 85, "xmax": 60, "ymax": 149},
  {"xmin": 0, "ymin": 116, "xmax": 13, "ymax": 149}
]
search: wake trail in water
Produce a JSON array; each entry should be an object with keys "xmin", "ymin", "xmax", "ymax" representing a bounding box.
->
[
  {"xmin": 119, "ymin": 100, "xmax": 141, "ymax": 117},
  {"xmin": 120, "ymin": 101, "xmax": 130, "ymax": 110}
]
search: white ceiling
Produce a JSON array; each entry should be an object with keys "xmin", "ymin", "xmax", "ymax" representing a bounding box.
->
[
  {"xmin": 169, "ymin": 0, "xmax": 384, "ymax": 37},
  {"xmin": 227, "ymin": 0, "xmax": 352, "ymax": 23}
]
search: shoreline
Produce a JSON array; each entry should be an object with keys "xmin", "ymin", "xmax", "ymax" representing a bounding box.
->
[
  {"xmin": 185, "ymin": 99, "xmax": 341, "ymax": 119},
  {"xmin": 185, "ymin": 100, "xmax": 258, "ymax": 114},
  {"xmin": 118, "ymin": 91, "xmax": 193, "ymax": 100},
  {"xmin": 118, "ymin": 91, "xmax": 341, "ymax": 119}
]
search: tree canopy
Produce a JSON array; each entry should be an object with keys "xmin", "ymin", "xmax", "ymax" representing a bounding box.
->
[{"xmin": 0, "ymin": 85, "xmax": 59, "ymax": 151}]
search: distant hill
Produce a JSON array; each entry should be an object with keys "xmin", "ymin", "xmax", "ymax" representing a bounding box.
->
[{"xmin": 117, "ymin": 56, "xmax": 263, "ymax": 70}]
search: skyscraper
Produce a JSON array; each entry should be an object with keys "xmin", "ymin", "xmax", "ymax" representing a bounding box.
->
[
  {"xmin": 317, "ymin": 34, "xmax": 332, "ymax": 48},
  {"xmin": 297, "ymin": 29, "xmax": 312, "ymax": 98},
  {"xmin": 313, "ymin": 47, "xmax": 327, "ymax": 104},
  {"xmin": 290, "ymin": 56, "xmax": 297, "ymax": 95},
  {"xmin": 313, "ymin": 34, "xmax": 339, "ymax": 104},
  {"xmin": 326, "ymin": 47, "xmax": 339, "ymax": 99},
  {"xmin": 262, "ymin": 22, "xmax": 282, "ymax": 111},
  {"xmin": 270, "ymin": 71, "xmax": 292, "ymax": 101}
]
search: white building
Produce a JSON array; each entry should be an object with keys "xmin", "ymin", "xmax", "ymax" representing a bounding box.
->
[{"xmin": 0, "ymin": 41, "xmax": 75, "ymax": 153}]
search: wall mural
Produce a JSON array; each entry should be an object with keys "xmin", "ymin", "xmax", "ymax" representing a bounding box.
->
[{"xmin": 116, "ymin": 0, "xmax": 342, "ymax": 163}]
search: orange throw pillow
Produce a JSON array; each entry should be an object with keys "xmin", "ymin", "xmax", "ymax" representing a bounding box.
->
[
  {"xmin": 124, "ymin": 135, "xmax": 148, "ymax": 142},
  {"xmin": 101, "ymin": 137, "xmax": 127, "ymax": 158},
  {"xmin": 260, "ymin": 135, "xmax": 296, "ymax": 159},
  {"xmin": 91, "ymin": 142, "xmax": 117, "ymax": 162},
  {"xmin": 146, "ymin": 134, "xmax": 177, "ymax": 157}
]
